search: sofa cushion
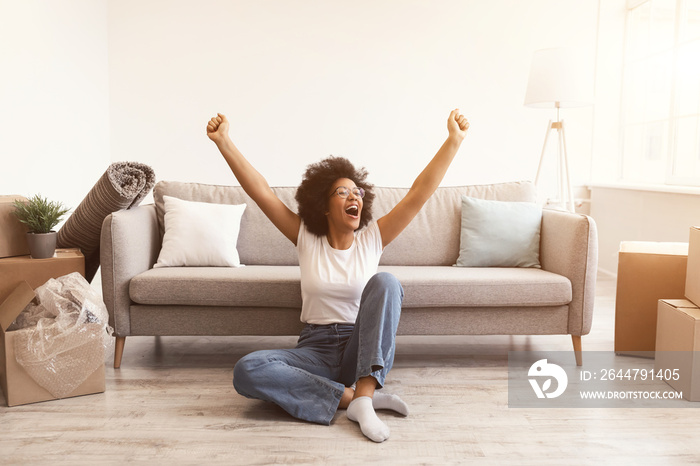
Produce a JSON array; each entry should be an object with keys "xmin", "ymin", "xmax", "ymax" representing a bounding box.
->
[
  {"xmin": 153, "ymin": 180, "xmax": 537, "ymax": 267},
  {"xmin": 129, "ymin": 265, "xmax": 570, "ymax": 309},
  {"xmin": 130, "ymin": 266, "xmax": 302, "ymax": 307},
  {"xmin": 381, "ymin": 266, "xmax": 571, "ymax": 308}
]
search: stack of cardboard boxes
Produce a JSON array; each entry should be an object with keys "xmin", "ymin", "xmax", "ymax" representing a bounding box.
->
[
  {"xmin": 0, "ymin": 196, "xmax": 105, "ymax": 407},
  {"xmin": 655, "ymin": 227, "xmax": 700, "ymax": 401}
]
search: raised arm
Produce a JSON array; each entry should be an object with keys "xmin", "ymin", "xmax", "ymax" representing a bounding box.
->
[
  {"xmin": 207, "ymin": 113, "xmax": 300, "ymax": 244},
  {"xmin": 377, "ymin": 109, "xmax": 469, "ymax": 247}
]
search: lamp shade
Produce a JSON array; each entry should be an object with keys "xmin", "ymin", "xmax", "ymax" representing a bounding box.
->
[{"xmin": 524, "ymin": 47, "xmax": 593, "ymax": 108}]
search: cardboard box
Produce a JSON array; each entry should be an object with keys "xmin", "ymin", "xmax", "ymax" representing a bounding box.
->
[
  {"xmin": 0, "ymin": 282, "xmax": 105, "ymax": 407},
  {"xmin": 0, "ymin": 248, "xmax": 85, "ymax": 304},
  {"xmin": 0, "ymin": 195, "xmax": 30, "ymax": 259},
  {"xmin": 655, "ymin": 299, "xmax": 700, "ymax": 401},
  {"xmin": 685, "ymin": 227, "xmax": 700, "ymax": 307},
  {"xmin": 615, "ymin": 241, "xmax": 689, "ymax": 356}
]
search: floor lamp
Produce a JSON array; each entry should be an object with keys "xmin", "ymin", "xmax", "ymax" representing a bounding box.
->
[{"xmin": 524, "ymin": 47, "xmax": 593, "ymax": 212}]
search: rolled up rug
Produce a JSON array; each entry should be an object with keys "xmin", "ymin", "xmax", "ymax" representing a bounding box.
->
[{"xmin": 57, "ymin": 162, "xmax": 155, "ymax": 282}]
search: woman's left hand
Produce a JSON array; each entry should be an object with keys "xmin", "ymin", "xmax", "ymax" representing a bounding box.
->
[{"xmin": 447, "ymin": 109, "xmax": 470, "ymax": 141}]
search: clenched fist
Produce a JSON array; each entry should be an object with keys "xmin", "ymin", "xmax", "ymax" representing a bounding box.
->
[
  {"xmin": 447, "ymin": 109, "xmax": 469, "ymax": 141},
  {"xmin": 206, "ymin": 113, "xmax": 229, "ymax": 144}
]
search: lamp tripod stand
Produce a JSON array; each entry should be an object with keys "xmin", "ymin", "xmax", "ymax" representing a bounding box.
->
[{"xmin": 533, "ymin": 107, "xmax": 575, "ymax": 212}]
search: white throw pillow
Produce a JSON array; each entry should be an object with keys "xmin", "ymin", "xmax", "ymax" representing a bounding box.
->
[
  {"xmin": 455, "ymin": 195, "xmax": 542, "ymax": 268},
  {"xmin": 154, "ymin": 195, "xmax": 247, "ymax": 268}
]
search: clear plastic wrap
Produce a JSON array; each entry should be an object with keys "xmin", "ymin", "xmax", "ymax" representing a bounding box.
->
[{"xmin": 8, "ymin": 272, "xmax": 113, "ymax": 398}]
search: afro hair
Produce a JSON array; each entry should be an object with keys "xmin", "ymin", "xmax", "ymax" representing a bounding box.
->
[{"xmin": 295, "ymin": 156, "xmax": 375, "ymax": 237}]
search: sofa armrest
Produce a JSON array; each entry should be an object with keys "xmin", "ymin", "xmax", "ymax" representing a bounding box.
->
[
  {"xmin": 100, "ymin": 204, "xmax": 160, "ymax": 336},
  {"xmin": 540, "ymin": 209, "xmax": 598, "ymax": 335}
]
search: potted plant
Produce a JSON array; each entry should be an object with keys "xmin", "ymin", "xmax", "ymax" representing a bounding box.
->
[{"xmin": 12, "ymin": 194, "xmax": 70, "ymax": 259}]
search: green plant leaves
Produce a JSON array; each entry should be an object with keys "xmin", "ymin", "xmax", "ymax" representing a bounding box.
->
[{"xmin": 12, "ymin": 195, "xmax": 70, "ymax": 234}]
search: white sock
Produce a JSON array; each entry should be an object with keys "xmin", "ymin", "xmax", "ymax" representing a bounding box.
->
[
  {"xmin": 346, "ymin": 396, "xmax": 390, "ymax": 443},
  {"xmin": 372, "ymin": 391, "xmax": 409, "ymax": 416}
]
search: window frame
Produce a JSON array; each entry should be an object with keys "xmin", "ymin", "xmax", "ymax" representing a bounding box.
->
[{"xmin": 621, "ymin": 0, "xmax": 700, "ymax": 187}]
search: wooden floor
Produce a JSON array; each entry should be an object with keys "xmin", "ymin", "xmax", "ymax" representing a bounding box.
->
[{"xmin": 3, "ymin": 275, "xmax": 700, "ymax": 465}]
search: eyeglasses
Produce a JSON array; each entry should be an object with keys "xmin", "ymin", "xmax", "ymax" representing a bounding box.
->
[{"xmin": 329, "ymin": 186, "xmax": 365, "ymax": 199}]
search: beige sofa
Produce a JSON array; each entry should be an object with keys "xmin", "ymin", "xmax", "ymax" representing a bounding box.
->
[{"xmin": 101, "ymin": 180, "xmax": 598, "ymax": 368}]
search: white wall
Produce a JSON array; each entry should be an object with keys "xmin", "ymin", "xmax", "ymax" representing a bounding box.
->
[
  {"xmin": 591, "ymin": 186, "xmax": 700, "ymax": 275},
  {"xmin": 107, "ymin": 0, "xmax": 599, "ymax": 197},
  {"xmin": 0, "ymin": 0, "xmax": 599, "ymax": 203},
  {"xmin": 0, "ymin": 0, "xmax": 110, "ymax": 213}
]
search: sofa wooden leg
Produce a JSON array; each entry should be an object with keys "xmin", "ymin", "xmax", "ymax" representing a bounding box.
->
[
  {"xmin": 114, "ymin": 336, "xmax": 126, "ymax": 369},
  {"xmin": 572, "ymin": 335, "xmax": 582, "ymax": 366}
]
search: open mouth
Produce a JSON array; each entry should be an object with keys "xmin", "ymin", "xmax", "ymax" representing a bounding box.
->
[{"xmin": 345, "ymin": 205, "xmax": 359, "ymax": 218}]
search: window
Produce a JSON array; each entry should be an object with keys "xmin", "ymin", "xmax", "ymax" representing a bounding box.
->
[{"xmin": 622, "ymin": 0, "xmax": 700, "ymax": 185}]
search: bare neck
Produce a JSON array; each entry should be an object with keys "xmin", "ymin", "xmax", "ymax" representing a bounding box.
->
[{"xmin": 326, "ymin": 226, "xmax": 355, "ymax": 250}]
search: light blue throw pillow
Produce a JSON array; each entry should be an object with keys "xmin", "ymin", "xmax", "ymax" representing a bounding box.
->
[{"xmin": 455, "ymin": 196, "xmax": 542, "ymax": 268}]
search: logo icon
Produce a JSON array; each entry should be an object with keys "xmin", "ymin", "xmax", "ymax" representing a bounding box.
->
[{"xmin": 528, "ymin": 359, "xmax": 568, "ymax": 399}]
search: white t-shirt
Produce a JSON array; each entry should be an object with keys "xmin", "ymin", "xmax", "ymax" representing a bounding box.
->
[{"xmin": 296, "ymin": 220, "xmax": 384, "ymax": 325}]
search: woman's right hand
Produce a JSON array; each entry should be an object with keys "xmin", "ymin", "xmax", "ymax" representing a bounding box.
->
[{"xmin": 206, "ymin": 113, "xmax": 230, "ymax": 144}]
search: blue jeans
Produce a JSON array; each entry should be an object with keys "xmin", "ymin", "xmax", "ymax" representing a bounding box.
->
[{"xmin": 233, "ymin": 272, "xmax": 404, "ymax": 425}]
